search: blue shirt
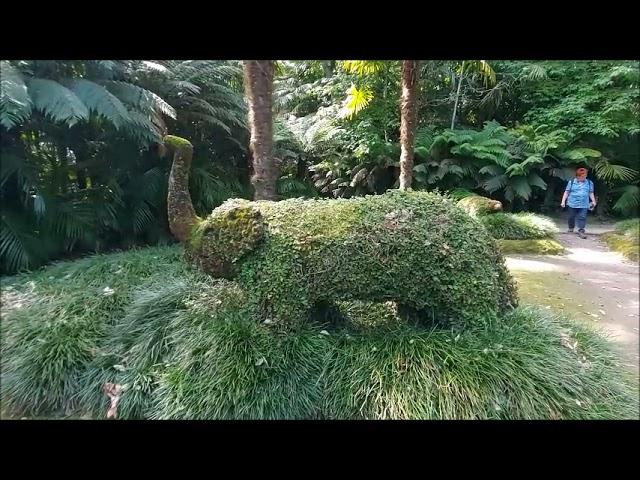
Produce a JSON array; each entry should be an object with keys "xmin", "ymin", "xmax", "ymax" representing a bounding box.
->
[{"xmin": 565, "ymin": 178, "xmax": 593, "ymax": 209}]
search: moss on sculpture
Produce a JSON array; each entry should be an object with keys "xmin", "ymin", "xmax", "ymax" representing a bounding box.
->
[
  {"xmin": 457, "ymin": 195, "xmax": 503, "ymax": 217},
  {"xmin": 163, "ymin": 135, "xmax": 518, "ymax": 329}
]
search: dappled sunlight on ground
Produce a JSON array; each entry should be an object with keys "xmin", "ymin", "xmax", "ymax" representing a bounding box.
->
[
  {"xmin": 565, "ymin": 246, "xmax": 628, "ymax": 265},
  {"xmin": 505, "ymin": 257, "xmax": 565, "ymax": 272}
]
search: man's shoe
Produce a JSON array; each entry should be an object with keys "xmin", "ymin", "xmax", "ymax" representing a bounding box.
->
[{"xmin": 578, "ymin": 231, "xmax": 587, "ymax": 239}]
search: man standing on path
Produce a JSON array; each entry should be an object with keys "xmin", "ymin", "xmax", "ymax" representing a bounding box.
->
[{"xmin": 560, "ymin": 167, "xmax": 597, "ymax": 239}]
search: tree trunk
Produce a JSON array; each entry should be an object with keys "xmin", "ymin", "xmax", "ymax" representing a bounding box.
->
[
  {"xmin": 243, "ymin": 60, "xmax": 278, "ymax": 201},
  {"xmin": 451, "ymin": 61, "xmax": 466, "ymax": 130},
  {"xmin": 399, "ymin": 60, "xmax": 419, "ymax": 190}
]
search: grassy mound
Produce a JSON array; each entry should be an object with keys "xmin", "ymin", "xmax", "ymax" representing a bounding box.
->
[
  {"xmin": 498, "ymin": 239, "xmax": 565, "ymax": 255},
  {"xmin": 602, "ymin": 219, "xmax": 639, "ymax": 262},
  {"xmin": 480, "ymin": 213, "xmax": 558, "ymax": 240},
  {"xmin": 1, "ymin": 247, "xmax": 636, "ymax": 420},
  {"xmin": 192, "ymin": 191, "xmax": 517, "ymax": 329}
]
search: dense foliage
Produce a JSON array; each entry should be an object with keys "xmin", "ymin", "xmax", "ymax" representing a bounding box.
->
[
  {"xmin": 2, "ymin": 59, "xmax": 638, "ymax": 273},
  {"xmin": 2, "ymin": 246, "xmax": 636, "ymax": 419}
]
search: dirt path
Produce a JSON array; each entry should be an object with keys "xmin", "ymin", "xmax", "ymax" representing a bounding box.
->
[{"xmin": 505, "ymin": 222, "xmax": 639, "ymax": 377}]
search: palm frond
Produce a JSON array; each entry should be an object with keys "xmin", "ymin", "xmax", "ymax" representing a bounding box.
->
[
  {"xmin": 0, "ymin": 61, "xmax": 32, "ymax": 129},
  {"xmin": 103, "ymin": 81, "xmax": 176, "ymax": 119},
  {"xmin": 521, "ymin": 64, "xmax": 548, "ymax": 81},
  {"xmin": 0, "ymin": 211, "xmax": 40, "ymax": 273},
  {"xmin": 26, "ymin": 78, "xmax": 89, "ymax": 126},
  {"xmin": 340, "ymin": 85, "xmax": 373, "ymax": 119},
  {"xmin": 594, "ymin": 160, "xmax": 638, "ymax": 183},
  {"xmin": 341, "ymin": 61, "xmax": 386, "ymax": 76},
  {"xmin": 68, "ymin": 79, "xmax": 131, "ymax": 129}
]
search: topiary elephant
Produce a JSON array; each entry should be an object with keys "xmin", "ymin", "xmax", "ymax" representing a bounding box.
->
[{"xmin": 163, "ymin": 135, "xmax": 518, "ymax": 329}]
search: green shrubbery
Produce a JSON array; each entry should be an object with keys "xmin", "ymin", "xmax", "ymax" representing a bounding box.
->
[
  {"xmin": 1, "ymin": 246, "xmax": 637, "ymax": 419},
  {"xmin": 190, "ymin": 190, "xmax": 517, "ymax": 329}
]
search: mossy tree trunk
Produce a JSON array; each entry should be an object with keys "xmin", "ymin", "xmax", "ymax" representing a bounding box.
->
[
  {"xmin": 243, "ymin": 60, "xmax": 279, "ymax": 201},
  {"xmin": 399, "ymin": 60, "xmax": 419, "ymax": 190}
]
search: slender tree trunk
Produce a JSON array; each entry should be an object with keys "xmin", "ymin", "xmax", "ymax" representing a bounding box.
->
[
  {"xmin": 399, "ymin": 60, "xmax": 419, "ymax": 190},
  {"xmin": 451, "ymin": 60, "xmax": 466, "ymax": 129},
  {"xmin": 243, "ymin": 60, "xmax": 278, "ymax": 200}
]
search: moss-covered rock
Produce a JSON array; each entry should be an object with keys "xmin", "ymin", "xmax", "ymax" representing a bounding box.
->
[
  {"xmin": 457, "ymin": 195, "xmax": 503, "ymax": 217},
  {"xmin": 187, "ymin": 190, "xmax": 518, "ymax": 329}
]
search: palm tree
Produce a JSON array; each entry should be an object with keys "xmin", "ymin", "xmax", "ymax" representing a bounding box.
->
[
  {"xmin": 0, "ymin": 60, "xmax": 249, "ymax": 273},
  {"xmin": 399, "ymin": 60, "xmax": 419, "ymax": 190},
  {"xmin": 243, "ymin": 60, "xmax": 278, "ymax": 200},
  {"xmin": 450, "ymin": 60, "xmax": 496, "ymax": 129}
]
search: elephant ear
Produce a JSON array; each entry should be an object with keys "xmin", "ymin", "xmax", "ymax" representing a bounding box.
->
[{"xmin": 188, "ymin": 200, "xmax": 266, "ymax": 278}]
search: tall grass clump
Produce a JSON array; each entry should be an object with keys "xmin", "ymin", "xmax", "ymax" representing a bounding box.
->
[
  {"xmin": 2, "ymin": 247, "xmax": 637, "ymax": 420},
  {"xmin": 0, "ymin": 245, "xmax": 186, "ymax": 417},
  {"xmin": 480, "ymin": 213, "xmax": 558, "ymax": 240}
]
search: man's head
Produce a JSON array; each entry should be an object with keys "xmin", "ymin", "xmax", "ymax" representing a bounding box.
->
[{"xmin": 576, "ymin": 167, "xmax": 588, "ymax": 180}]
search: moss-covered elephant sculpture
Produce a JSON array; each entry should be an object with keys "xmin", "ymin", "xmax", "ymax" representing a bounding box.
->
[
  {"xmin": 164, "ymin": 135, "xmax": 518, "ymax": 329},
  {"xmin": 457, "ymin": 195, "xmax": 503, "ymax": 217}
]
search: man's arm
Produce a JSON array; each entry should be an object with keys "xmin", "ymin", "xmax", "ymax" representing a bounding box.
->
[{"xmin": 561, "ymin": 188, "xmax": 569, "ymax": 207}]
